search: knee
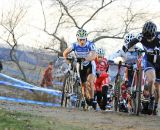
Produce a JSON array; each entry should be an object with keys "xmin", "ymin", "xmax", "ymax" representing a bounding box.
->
[
  {"xmin": 87, "ymin": 74, "xmax": 95, "ymax": 85},
  {"xmin": 145, "ymin": 69, "xmax": 156, "ymax": 83}
]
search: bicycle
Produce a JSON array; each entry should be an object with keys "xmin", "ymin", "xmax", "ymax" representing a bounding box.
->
[
  {"xmin": 60, "ymin": 57, "xmax": 82, "ymax": 108},
  {"xmin": 128, "ymin": 49, "xmax": 144, "ymax": 115},
  {"xmin": 129, "ymin": 48, "xmax": 160, "ymax": 115},
  {"xmin": 108, "ymin": 60, "xmax": 128, "ymax": 112}
]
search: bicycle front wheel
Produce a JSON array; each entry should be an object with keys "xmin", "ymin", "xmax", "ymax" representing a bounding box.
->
[
  {"xmin": 61, "ymin": 72, "xmax": 74, "ymax": 107},
  {"xmin": 132, "ymin": 70, "xmax": 142, "ymax": 115}
]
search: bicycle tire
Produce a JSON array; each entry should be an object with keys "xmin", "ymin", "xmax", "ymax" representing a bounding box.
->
[
  {"xmin": 137, "ymin": 69, "xmax": 142, "ymax": 115},
  {"xmin": 114, "ymin": 74, "xmax": 121, "ymax": 111},
  {"xmin": 61, "ymin": 72, "xmax": 73, "ymax": 107},
  {"xmin": 132, "ymin": 69, "xmax": 142, "ymax": 115},
  {"xmin": 61, "ymin": 71, "xmax": 82, "ymax": 108}
]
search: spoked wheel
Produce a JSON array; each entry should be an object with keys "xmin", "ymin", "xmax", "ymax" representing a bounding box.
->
[
  {"xmin": 114, "ymin": 75, "xmax": 121, "ymax": 112},
  {"xmin": 132, "ymin": 70, "xmax": 142, "ymax": 115},
  {"xmin": 61, "ymin": 72, "xmax": 81, "ymax": 108},
  {"xmin": 61, "ymin": 72, "xmax": 74, "ymax": 107},
  {"xmin": 73, "ymin": 78, "xmax": 82, "ymax": 108}
]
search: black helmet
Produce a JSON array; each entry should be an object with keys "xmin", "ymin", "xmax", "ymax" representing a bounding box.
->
[{"xmin": 142, "ymin": 21, "xmax": 157, "ymax": 39}]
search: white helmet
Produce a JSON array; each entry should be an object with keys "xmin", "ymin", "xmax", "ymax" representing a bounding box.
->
[
  {"xmin": 124, "ymin": 33, "xmax": 135, "ymax": 44},
  {"xmin": 97, "ymin": 48, "xmax": 105, "ymax": 57}
]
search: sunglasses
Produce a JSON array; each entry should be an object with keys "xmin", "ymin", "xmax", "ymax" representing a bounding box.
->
[{"xmin": 79, "ymin": 39, "xmax": 86, "ymax": 41}]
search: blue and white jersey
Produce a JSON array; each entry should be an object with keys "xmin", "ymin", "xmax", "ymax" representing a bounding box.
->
[{"xmin": 71, "ymin": 41, "xmax": 96, "ymax": 66}]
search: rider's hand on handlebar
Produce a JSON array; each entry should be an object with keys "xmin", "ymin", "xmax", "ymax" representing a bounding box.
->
[{"xmin": 64, "ymin": 57, "xmax": 71, "ymax": 64}]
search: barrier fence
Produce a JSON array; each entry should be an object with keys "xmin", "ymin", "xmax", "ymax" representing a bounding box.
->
[{"xmin": 0, "ymin": 73, "xmax": 62, "ymax": 107}]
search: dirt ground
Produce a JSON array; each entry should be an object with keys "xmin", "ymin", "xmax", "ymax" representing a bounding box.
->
[{"xmin": 0, "ymin": 100, "xmax": 160, "ymax": 130}]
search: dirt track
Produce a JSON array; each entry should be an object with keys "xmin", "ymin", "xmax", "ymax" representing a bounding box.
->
[{"xmin": 0, "ymin": 100, "xmax": 160, "ymax": 130}]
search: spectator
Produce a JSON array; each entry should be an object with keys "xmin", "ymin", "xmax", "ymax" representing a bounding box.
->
[
  {"xmin": 0, "ymin": 61, "xmax": 3, "ymax": 72},
  {"xmin": 40, "ymin": 62, "xmax": 53, "ymax": 89}
]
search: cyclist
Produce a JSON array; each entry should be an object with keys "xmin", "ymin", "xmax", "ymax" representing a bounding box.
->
[
  {"xmin": 63, "ymin": 28, "xmax": 97, "ymax": 109},
  {"xmin": 94, "ymin": 48, "xmax": 110, "ymax": 110},
  {"xmin": 123, "ymin": 21, "xmax": 160, "ymax": 115}
]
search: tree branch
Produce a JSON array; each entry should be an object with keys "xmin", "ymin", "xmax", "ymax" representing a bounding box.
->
[{"xmin": 56, "ymin": 0, "xmax": 80, "ymax": 28}]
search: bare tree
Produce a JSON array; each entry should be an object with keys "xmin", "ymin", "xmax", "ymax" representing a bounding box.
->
[
  {"xmin": 0, "ymin": 3, "xmax": 28, "ymax": 81},
  {"xmin": 40, "ymin": 0, "xmax": 154, "ymax": 54},
  {"xmin": 39, "ymin": 0, "xmax": 68, "ymax": 56}
]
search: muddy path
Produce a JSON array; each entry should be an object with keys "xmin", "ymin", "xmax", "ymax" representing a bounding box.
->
[{"xmin": 0, "ymin": 100, "xmax": 160, "ymax": 130}]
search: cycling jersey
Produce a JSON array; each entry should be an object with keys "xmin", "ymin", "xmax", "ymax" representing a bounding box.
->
[
  {"xmin": 94, "ymin": 57, "xmax": 110, "ymax": 92},
  {"xmin": 127, "ymin": 32, "xmax": 160, "ymax": 82},
  {"xmin": 127, "ymin": 32, "xmax": 160, "ymax": 64},
  {"xmin": 71, "ymin": 41, "xmax": 96, "ymax": 66}
]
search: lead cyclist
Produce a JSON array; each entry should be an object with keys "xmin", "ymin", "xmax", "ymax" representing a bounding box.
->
[
  {"xmin": 63, "ymin": 28, "xmax": 97, "ymax": 109},
  {"xmin": 123, "ymin": 21, "xmax": 160, "ymax": 115}
]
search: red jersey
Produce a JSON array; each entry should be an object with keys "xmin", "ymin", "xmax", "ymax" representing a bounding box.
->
[{"xmin": 95, "ymin": 57, "xmax": 109, "ymax": 72}]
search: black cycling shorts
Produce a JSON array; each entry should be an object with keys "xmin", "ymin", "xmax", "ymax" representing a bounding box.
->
[{"xmin": 80, "ymin": 62, "xmax": 92, "ymax": 83}]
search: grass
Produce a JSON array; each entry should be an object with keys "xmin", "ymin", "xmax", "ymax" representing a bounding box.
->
[{"xmin": 0, "ymin": 108, "xmax": 84, "ymax": 130}]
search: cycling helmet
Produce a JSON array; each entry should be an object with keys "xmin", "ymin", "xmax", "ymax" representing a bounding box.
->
[
  {"xmin": 124, "ymin": 33, "xmax": 135, "ymax": 44},
  {"xmin": 76, "ymin": 29, "xmax": 88, "ymax": 39},
  {"xmin": 97, "ymin": 48, "xmax": 105, "ymax": 57},
  {"xmin": 142, "ymin": 21, "xmax": 157, "ymax": 39}
]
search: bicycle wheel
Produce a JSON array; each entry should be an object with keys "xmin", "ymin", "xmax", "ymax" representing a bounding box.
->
[
  {"xmin": 132, "ymin": 70, "xmax": 142, "ymax": 115},
  {"xmin": 61, "ymin": 72, "xmax": 75, "ymax": 107},
  {"xmin": 73, "ymin": 78, "xmax": 82, "ymax": 107},
  {"xmin": 114, "ymin": 74, "xmax": 121, "ymax": 111}
]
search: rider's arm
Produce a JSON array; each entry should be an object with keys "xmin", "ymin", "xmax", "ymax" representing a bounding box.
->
[
  {"xmin": 85, "ymin": 51, "xmax": 97, "ymax": 61},
  {"xmin": 127, "ymin": 38, "xmax": 139, "ymax": 49},
  {"xmin": 63, "ymin": 47, "xmax": 72, "ymax": 60},
  {"xmin": 85, "ymin": 42, "xmax": 97, "ymax": 61},
  {"xmin": 123, "ymin": 36, "xmax": 140, "ymax": 52}
]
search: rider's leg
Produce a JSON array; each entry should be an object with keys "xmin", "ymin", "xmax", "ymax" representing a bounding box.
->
[
  {"xmin": 153, "ymin": 66, "xmax": 160, "ymax": 115},
  {"xmin": 153, "ymin": 81, "xmax": 160, "ymax": 115},
  {"xmin": 81, "ymin": 83, "xmax": 86, "ymax": 98},
  {"xmin": 86, "ymin": 74, "xmax": 96, "ymax": 104},
  {"xmin": 145, "ymin": 68, "xmax": 156, "ymax": 113},
  {"xmin": 145, "ymin": 69, "xmax": 156, "ymax": 96},
  {"xmin": 96, "ymin": 91, "xmax": 102, "ymax": 109},
  {"xmin": 102, "ymin": 85, "xmax": 108, "ymax": 110},
  {"xmin": 154, "ymin": 82, "xmax": 159, "ymax": 103},
  {"xmin": 86, "ymin": 74, "xmax": 95, "ymax": 99}
]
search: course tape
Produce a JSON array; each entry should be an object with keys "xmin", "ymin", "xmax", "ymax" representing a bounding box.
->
[
  {"xmin": 0, "ymin": 73, "xmax": 35, "ymax": 87},
  {"xmin": 0, "ymin": 73, "xmax": 62, "ymax": 97},
  {"xmin": 0, "ymin": 81, "xmax": 62, "ymax": 97},
  {"xmin": 0, "ymin": 96, "xmax": 61, "ymax": 107}
]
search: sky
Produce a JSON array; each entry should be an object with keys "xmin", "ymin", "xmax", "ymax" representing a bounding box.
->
[{"xmin": 0, "ymin": 0, "xmax": 160, "ymax": 56}]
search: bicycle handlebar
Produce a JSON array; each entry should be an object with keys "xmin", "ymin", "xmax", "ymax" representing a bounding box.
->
[
  {"xmin": 108, "ymin": 60, "xmax": 132, "ymax": 68},
  {"xmin": 128, "ymin": 48, "xmax": 160, "ymax": 55}
]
